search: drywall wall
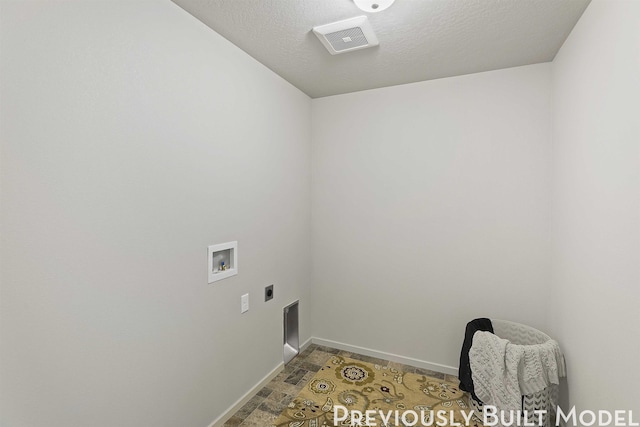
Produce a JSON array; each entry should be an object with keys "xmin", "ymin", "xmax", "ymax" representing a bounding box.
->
[
  {"xmin": 0, "ymin": 1, "xmax": 311, "ymax": 426},
  {"xmin": 311, "ymin": 64, "xmax": 552, "ymax": 369},
  {"xmin": 550, "ymin": 0, "xmax": 640, "ymax": 413}
]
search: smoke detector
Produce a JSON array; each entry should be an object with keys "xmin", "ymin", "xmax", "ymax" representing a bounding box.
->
[
  {"xmin": 354, "ymin": 0, "xmax": 396, "ymax": 13},
  {"xmin": 313, "ymin": 16, "xmax": 379, "ymax": 55}
]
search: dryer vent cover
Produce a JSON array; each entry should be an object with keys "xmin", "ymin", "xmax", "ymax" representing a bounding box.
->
[{"xmin": 313, "ymin": 16, "xmax": 379, "ymax": 55}]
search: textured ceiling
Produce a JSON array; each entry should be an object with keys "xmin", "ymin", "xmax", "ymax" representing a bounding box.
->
[{"xmin": 172, "ymin": 0, "xmax": 590, "ymax": 98}]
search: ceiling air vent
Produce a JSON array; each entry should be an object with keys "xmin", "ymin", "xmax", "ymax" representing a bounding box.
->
[{"xmin": 313, "ymin": 16, "xmax": 379, "ymax": 55}]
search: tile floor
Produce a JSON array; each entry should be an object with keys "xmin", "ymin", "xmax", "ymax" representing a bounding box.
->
[{"xmin": 222, "ymin": 344, "xmax": 459, "ymax": 426}]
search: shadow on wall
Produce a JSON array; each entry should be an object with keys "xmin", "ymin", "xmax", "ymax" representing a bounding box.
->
[{"xmin": 558, "ymin": 377, "xmax": 570, "ymax": 418}]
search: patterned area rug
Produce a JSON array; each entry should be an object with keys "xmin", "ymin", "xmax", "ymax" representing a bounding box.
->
[{"xmin": 272, "ymin": 355, "xmax": 483, "ymax": 427}]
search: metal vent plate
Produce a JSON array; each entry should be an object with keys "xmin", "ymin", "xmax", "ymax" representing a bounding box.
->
[{"xmin": 324, "ymin": 27, "xmax": 368, "ymax": 52}]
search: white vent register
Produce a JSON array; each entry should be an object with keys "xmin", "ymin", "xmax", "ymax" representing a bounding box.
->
[{"xmin": 313, "ymin": 16, "xmax": 379, "ymax": 55}]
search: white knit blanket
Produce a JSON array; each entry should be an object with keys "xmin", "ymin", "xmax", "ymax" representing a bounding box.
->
[{"xmin": 469, "ymin": 331, "xmax": 566, "ymax": 412}]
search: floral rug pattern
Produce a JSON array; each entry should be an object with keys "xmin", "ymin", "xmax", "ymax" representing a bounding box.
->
[{"xmin": 272, "ymin": 355, "xmax": 483, "ymax": 427}]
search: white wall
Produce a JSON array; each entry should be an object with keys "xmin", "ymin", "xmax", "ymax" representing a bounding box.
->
[
  {"xmin": 0, "ymin": 2, "xmax": 311, "ymax": 426},
  {"xmin": 311, "ymin": 64, "xmax": 552, "ymax": 369},
  {"xmin": 550, "ymin": 0, "xmax": 640, "ymax": 413}
]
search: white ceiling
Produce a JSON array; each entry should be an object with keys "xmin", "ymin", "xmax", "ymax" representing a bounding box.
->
[{"xmin": 172, "ymin": 0, "xmax": 590, "ymax": 98}]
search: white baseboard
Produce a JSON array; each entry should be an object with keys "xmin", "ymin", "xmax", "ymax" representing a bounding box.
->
[
  {"xmin": 207, "ymin": 362, "xmax": 284, "ymax": 427},
  {"xmin": 312, "ymin": 337, "xmax": 459, "ymax": 376},
  {"xmin": 299, "ymin": 337, "xmax": 313, "ymax": 352},
  {"xmin": 206, "ymin": 337, "xmax": 313, "ymax": 427}
]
